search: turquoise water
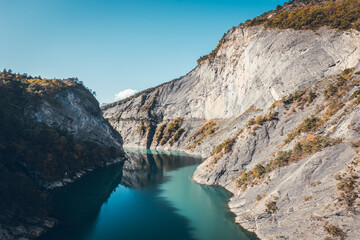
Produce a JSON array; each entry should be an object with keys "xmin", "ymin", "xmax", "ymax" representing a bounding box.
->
[{"xmin": 39, "ymin": 152, "xmax": 257, "ymax": 240}]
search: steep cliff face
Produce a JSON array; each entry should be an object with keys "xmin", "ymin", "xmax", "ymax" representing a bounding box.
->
[
  {"xmin": 0, "ymin": 73, "xmax": 125, "ymax": 239},
  {"xmin": 193, "ymin": 64, "xmax": 360, "ymax": 239},
  {"xmin": 31, "ymin": 85, "xmax": 123, "ymax": 153},
  {"xmin": 103, "ymin": 25, "xmax": 360, "ymax": 154},
  {"xmin": 103, "ymin": 0, "xmax": 360, "ymax": 238}
]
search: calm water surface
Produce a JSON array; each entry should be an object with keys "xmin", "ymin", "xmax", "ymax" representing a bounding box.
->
[{"xmin": 39, "ymin": 150, "xmax": 258, "ymax": 240}]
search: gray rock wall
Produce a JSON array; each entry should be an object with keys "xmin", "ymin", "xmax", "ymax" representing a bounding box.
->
[
  {"xmin": 103, "ymin": 24, "xmax": 360, "ymax": 239},
  {"xmin": 32, "ymin": 85, "xmax": 124, "ymax": 150}
]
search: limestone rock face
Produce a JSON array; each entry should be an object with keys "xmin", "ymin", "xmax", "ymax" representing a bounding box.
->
[
  {"xmin": 103, "ymin": 22, "xmax": 360, "ymax": 239},
  {"xmin": 104, "ymin": 26, "xmax": 360, "ymax": 120},
  {"xmin": 31, "ymin": 86, "xmax": 123, "ymax": 150},
  {"xmin": 103, "ymin": 26, "xmax": 360, "ymax": 154},
  {"xmin": 193, "ymin": 88, "xmax": 360, "ymax": 239}
]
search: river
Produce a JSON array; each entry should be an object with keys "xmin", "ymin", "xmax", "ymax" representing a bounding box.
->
[{"xmin": 38, "ymin": 150, "xmax": 258, "ymax": 240}]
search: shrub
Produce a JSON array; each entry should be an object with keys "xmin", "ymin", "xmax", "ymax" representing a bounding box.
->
[
  {"xmin": 299, "ymin": 117, "xmax": 322, "ymax": 131},
  {"xmin": 336, "ymin": 174, "xmax": 358, "ymax": 210},
  {"xmin": 255, "ymin": 115, "xmax": 265, "ymax": 125},
  {"xmin": 298, "ymin": 135, "xmax": 332, "ymax": 155},
  {"xmin": 247, "ymin": 111, "xmax": 278, "ymax": 127},
  {"xmin": 303, "ymin": 196, "xmax": 313, "ymax": 201},
  {"xmin": 342, "ymin": 68, "xmax": 355, "ymax": 77},
  {"xmin": 140, "ymin": 90, "xmax": 158, "ymax": 113},
  {"xmin": 350, "ymin": 89, "xmax": 360, "ymax": 100},
  {"xmin": 284, "ymin": 116, "xmax": 323, "ymax": 144},
  {"xmin": 153, "ymin": 123, "xmax": 166, "ymax": 144},
  {"xmin": 256, "ymin": 195, "xmax": 262, "ymax": 201},
  {"xmin": 281, "ymin": 89, "xmax": 311, "ymax": 106},
  {"xmin": 325, "ymin": 100, "xmax": 345, "ymax": 117},
  {"xmin": 159, "ymin": 118, "xmax": 183, "ymax": 146},
  {"xmin": 247, "ymin": 117, "xmax": 256, "ymax": 127},
  {"xmin": 275, "ymin": 135, "xmax": 335, "ymax": 169},
  {"xmin": 169, "ymin": 128, "xmax": 185, "ymax": 146},
  {"xmin": 308, "ymin": 90, "xmax": 317, "ymax": 103},
  {"xmin": 254, "ymin": 163, "xmax": 266, "ymax": 177},
  {"xmin": 324, "ymin": 84, "xmax": 337, "ymax": 99},
  {"xmin": 211, "ymin": 129, "xmax": 243, "ymax": 157},
  {"xmin": 237, "ymin": 171, "xmax": 253, "ymax": 187},
  {"xmin": 271, "ymin": 100, "xmax": 282, "ymax": 109},
  {"xmin": 266, "ymin": 111, "xmax": 278, "ymax": 121},
  {"xmin": 324, "ymin": 225, "xmax": 346, "ymax": 240},
  {"xmin": 265, "ymin": 200, "xmax": 278, "ymax": 213},
  {"xmin": 212, "ymin": 137, "xmax": 236, "ymax": 155},
  {"xmin": 265, "ymin": 150, "xmax": 292, "ymax": 172},
  {"xmin": 137, "ymin": 122, "xmax": 146, "ymax": 135}
]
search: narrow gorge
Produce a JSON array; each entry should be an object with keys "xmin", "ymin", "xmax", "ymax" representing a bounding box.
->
[
  {"xmin": 2, "ymin": 0, "xmax": 360, "ymax": 239},
  {"xmin": 102, "ymin": 0, "xmax": 360, "ymax": 239}
]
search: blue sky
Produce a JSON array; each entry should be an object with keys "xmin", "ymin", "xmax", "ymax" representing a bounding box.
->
[{"xmin": 0, "ymin": 0, "xmax": 286, "ymax": 104}]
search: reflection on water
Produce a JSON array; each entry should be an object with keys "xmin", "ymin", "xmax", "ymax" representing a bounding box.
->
[
  {"xmin": 121, "ymin": 151, "xmax": 201, "ymax": 188},
  {"xmin": 38, "ymin": 151, "xmax": 257, "ymax": 240}
]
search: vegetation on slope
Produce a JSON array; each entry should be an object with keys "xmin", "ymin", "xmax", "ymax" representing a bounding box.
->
[
  {"xmin": 211, "ymin": 110, "xmax": 278, "ymax": 161},
  {"xmin": 237, "ymin": 135, "xmax": 341, "ymax": 190},
  {"xmin": 152, "ymin": 118, "xmax": 184, "ymax": 146},
  {"xmin": 248, "ymin": 0, "xmax": 360, "ymax": 31},
  {"xmin": 284, "ymin": 116, "xmax": 323, "ymax": 143},
  {"xmin": 234, "ymin": 67, "xmax": 360, "ymax": 191},
  {"xmin": 335, "ymin": 155, "xmax": 360, "ymax": 212},
  {"xmin": 197, "ymin": 0, "xmax": 360, "ymax": 66},
  {"xmin": 187, "ymin": 120, "xmax": 218, "ymax": 150}
]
